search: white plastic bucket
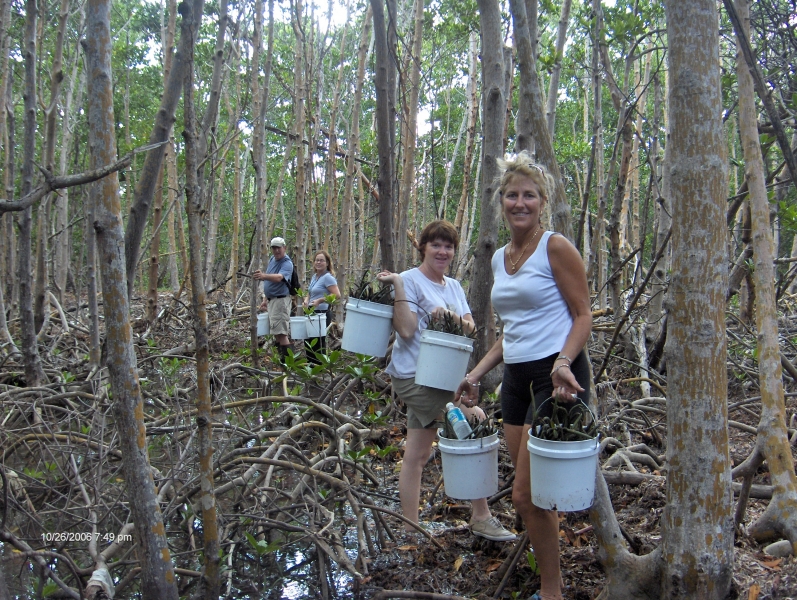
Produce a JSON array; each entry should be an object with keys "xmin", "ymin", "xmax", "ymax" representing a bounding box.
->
[
  {"xmin": 290, "ymin": 316, "xmax": 308, "ymax": 340},
  {"xmin": 527, "ymin": 435, "xmax": 599, "ymax": 511},
  {"xmin": 414, "ymin": 330, "xmax": 474, "ymax": 391},
  {"xmin": 340, "ymin": 299, "xmax": 394, "ymax": 357},
  {"xmin": 305, "ymin": 313, "xmax": 326, "ymax": 338},
  {"xmin": 437, "ymin": 431, "xmax": 499, "ymax": 500},
  {"xmin": 257, "ymin": 313, "xmax": 270, "ymax": 336}
]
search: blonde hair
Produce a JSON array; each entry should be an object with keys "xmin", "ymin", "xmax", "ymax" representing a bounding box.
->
[{"xmin": 495, "ymin": 151, "xmax": 554, "ymax": 202}]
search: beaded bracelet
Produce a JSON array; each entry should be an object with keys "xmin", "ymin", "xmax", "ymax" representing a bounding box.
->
[
  {"xmin": 554, "ymin": 354, "xmax": 572, "ymax": 365},
  {"xmin": 550, "ymin": 363, "xmax": 571, "ymax": 378},
  {"xmin": 465, "ymin": 373, "xmax": 481, "ymax": 387}
]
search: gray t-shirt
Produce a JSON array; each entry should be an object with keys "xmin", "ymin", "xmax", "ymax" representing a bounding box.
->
[
  {"xmin": 385, "ymin": 267, "xmax": 471, "ymax": 380},
  {"xmin": 308, "ymin": 272, "xmax": 337, "ymax": 310},
  {"xmin": 263, "ymin": 255, "xmax": 293, "ymax": 298}
]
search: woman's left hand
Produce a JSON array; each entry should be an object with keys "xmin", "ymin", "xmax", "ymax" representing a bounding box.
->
[
  {"xmin": 430, "ymin": 306, "xmax": 449, "ymax": 321},
  {"xmin": 551, "ymin": 364, "xmax": 584, "ymax": 403}
]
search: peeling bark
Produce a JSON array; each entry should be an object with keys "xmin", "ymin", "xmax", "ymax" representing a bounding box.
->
[
  {"xmin": 370, "ymin": 0, "xmax": 396, "ymax": 272},
  {"xmin": 733, "ymin": 0, "xmax": 797, "ymax": 549},
  {"xmin": 661, "ymin": 1, "xmax": 733, "ymax": 597},
  {"xmin": 470, "ymin": 0, "xmax": 506, "ymax": 373},
  {"xmin": 18, "ymin": 0, "xmax": 45, "ymax": 387},
  {"xmin": 83, "ymin": 0, "xmax": 179, "ymax": 595}
]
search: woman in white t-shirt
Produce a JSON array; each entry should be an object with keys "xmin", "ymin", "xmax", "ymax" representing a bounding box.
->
[
  {"xmin": 457, "ymin": 153, "xmax": 592, "ymax": 600},
  {"xmin": 376, "ymin": 220, "xmax": 516, "ymax": 542}
]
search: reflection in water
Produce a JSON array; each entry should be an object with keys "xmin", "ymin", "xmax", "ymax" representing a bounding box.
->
[{"xmin": 229, "ymin": 504, "xmax": 361, "ymax": 599}]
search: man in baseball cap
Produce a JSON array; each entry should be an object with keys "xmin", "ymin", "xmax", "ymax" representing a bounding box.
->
[{"xmin": 253, "ymin": 237, "xmax": 293, "ymax": 361}]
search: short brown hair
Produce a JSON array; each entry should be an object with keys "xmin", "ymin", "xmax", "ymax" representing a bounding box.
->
[{"xmin": 418, "ymin": 220, "xmax": 459, "ymax": 261}]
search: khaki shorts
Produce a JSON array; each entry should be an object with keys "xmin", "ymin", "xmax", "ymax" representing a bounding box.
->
[
  {"xmin": 268, "ymin": 296, "xmax": 291, "ymax": 336},
  {"xmin": 391, "ymin": 377, "xmax": 456, "ymax": 429}
]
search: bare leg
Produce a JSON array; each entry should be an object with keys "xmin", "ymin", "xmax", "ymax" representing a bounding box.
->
[
  {"xmin": 399, "ymin": 427, "xmax": 438, "ymax": 526},
  {"xmin": 505, "ymin": 423, "xmax": 563, "ymax": 600}
]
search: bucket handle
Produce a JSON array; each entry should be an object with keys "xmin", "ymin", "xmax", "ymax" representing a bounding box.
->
[{"xmin": 416, "ymin": 309, "xmax": 434, "ymax": 332}]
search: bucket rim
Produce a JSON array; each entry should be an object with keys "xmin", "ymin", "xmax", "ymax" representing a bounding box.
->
[
  {"xmin": 528, "ymin": 434, "xmax": 599, "ymax": 445},
  {"xmin": 438, "ymin": 430, "xmax": 500, "ymax": 454},
  {"xmin": 527, "ymin": 435, "xmax": 599, "ymax": 459},
  {"xmin": 345, "ymin": 298, "xmax": 395, "ymax": 317},
  {"xmin": 419, "ymin": 329, "xmax": 475, "ymax": 350}
]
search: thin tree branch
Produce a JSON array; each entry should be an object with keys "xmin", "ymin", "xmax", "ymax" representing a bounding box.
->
[{"xmin": 0, "ymin": 141, "xmax": 167, "ymax": 215}]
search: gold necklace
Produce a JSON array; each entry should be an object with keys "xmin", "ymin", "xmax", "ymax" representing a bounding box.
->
[{"xmin": 507, "ymin": 227, "xmax": 541, "ymax": 273}]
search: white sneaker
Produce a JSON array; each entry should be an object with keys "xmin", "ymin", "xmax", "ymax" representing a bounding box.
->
[{"xmin": 470, "ymin": 516, "xmax": 517, "ymax": 541}]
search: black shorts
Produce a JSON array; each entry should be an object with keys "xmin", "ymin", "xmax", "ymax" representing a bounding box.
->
[{"xmin": 500, "ymin": 349, "xmax": 591, "ymax": 426}]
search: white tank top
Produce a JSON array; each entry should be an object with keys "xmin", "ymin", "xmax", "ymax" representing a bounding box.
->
[{"xmin": 491, "ymin": 231, "xmax": 573, "ymax": 363}]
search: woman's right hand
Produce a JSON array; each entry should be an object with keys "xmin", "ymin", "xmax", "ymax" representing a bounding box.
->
[
  {"xmin": 376, "ymin": 271, "xmax": 401, "ymax": 286},
  {"xmin": 551, "ymin": 364, "xmax": 584, "ymax": 402},
  {"xmin": 455, "ymin": 375, "xmax": 479, "ymax": 407}
]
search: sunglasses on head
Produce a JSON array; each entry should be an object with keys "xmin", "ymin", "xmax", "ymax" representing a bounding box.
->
[{"xmin": 527, "ymin": 163, "xmax": 545, "ymax": 174}]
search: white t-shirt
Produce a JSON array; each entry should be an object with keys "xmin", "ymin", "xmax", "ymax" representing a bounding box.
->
[
  {"xmin": 385, "ymin": 267, "xmax": 472, "ymax": 379},
  {"xmin": 491, "ymin": 230, "xmax": 573, "ymax": 363}
]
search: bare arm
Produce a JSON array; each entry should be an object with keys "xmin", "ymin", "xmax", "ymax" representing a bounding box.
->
[
  {"xmin": 548, "ymin": 235, "xmax": 592, "ymax": 397},
  {"xmin": 376, "ymin": 271, "xmax": 417, "ymax": 340},
  {"xmin": 253, "ymin": 271, "xmax": 285, "ymax": 284},
  {"xmin": 455, "ymin": 334, "xmax": 505, "ymax": 405}
]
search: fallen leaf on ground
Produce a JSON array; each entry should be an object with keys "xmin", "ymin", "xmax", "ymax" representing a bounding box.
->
[
  {"xmin": 759, "ymin": 558, "xmax": 782, "ymax": 570},
  {"xmin": 486, "ymin": 561, "xmax": 503, "ymax": 573}
]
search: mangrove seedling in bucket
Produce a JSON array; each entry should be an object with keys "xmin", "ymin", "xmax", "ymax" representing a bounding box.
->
[
  {"xmin": 531, "ymin": 397, "xmax": 599, "ymax": 441},
  {"xmin": 348, "ymin": 270, "xmax": 394, "ymax": 305},
  {"xmin": 425, "ymin": 311, "xmax": 478, "ymax": 338}
]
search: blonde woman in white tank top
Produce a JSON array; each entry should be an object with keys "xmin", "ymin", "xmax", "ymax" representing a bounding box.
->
[{"xmin": 456, "ymin": 153, "xmax": 592, "ymax": 600}]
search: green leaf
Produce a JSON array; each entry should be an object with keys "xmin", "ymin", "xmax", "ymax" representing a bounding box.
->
[
  {"xmin": 526, "ymin": 551, "xmax": 540, "ymax": 575},
  {"xmin": 244, "ymin": 532, "xmax": 281, "ymax": 556}
]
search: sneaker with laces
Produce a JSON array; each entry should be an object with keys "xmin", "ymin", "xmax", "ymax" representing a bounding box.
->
[{"xmin": 470, "ymin": 516, "xmax": 517, "ymax": 541}]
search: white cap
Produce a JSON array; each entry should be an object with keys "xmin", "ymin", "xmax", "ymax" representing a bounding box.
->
[{"xmin": 270, "ymin": 237, "xmax": 286, "ymax": 247}]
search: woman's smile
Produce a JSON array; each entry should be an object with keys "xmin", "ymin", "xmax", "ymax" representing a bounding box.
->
[
  {"xmin": 424, "ymin": 240, "xmax": 455, "ymax": 275},
  {"xmin": 502, "ymin": 175, "xmax": 543, "ymax": 227}
]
